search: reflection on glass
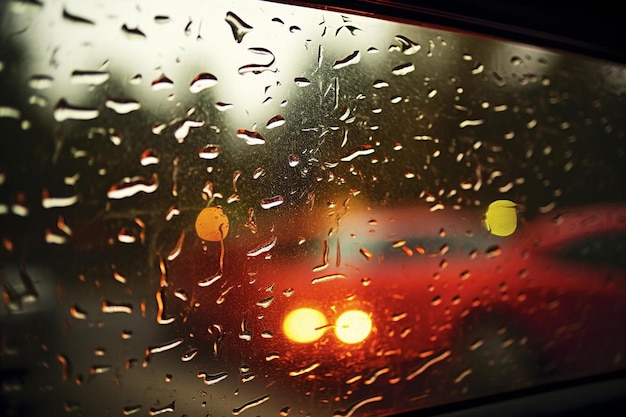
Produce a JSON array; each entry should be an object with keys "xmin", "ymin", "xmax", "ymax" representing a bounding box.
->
[{"xmin": 1, "ymin": 0, "xmax": 625, "ymax": 416}]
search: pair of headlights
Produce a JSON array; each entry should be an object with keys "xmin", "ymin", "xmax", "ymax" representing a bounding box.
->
[{"xmin": 283, "ymin": 308, "xmax": 373, "ymax": 344}]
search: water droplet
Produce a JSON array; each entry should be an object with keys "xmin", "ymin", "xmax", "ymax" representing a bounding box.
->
[
  {"xmin": 225, "ymin": 11, "xmax": 253, "ymax": 43},
  {"xmin": 70, "ymin": 70, "xmax": 110, "ymax": 85},
  {"xmin": 54, "ymin": 99, "xmax": 99, "ymax": 121},
  {"xmin": 373, "ymin": 79, "xmax": 389, "ymax": 89},
  {"xmin": 469, "ymin": 339, "xmax": 484, "ymax": 351},
  {"xmin": 113, "ymin": 271, "xmax": 127, "ymax": 284},
  {"xmin": 105, "ymin": 98, "xmax": 141, "ymax": 114},
  {"xmin": 454, "ymin": 368, "xmax": 473, "ymax": 383},
  {"xmin": 260, "ymin": 195, "xmax": 284, "ymax": 209},
  {"xmin": 57, "ymin": 353, "xmax": 70, "ymax": 382},
  {"xmin": 266, "ymin": 114, "xmax": 286, "ymax": 129},
  {"xmin": 148, "ymin": 338, "xmax": 183, "ymax": 354},
  {"xmin": 148, "ymin": 401, "xmax": 175, "ymax": 416},
  {"xmin": 90, "ymin": 365, "xmax": 111, "ymax": 375},
  {"xmin": 121, "ymin": 24, "xmax": 146, "ymax": 38},
  {"xmin": 359, "ymin": 247, "xmax": 373, "ymax": 260},
  {"xmin": 199, "ymin": 144, "xmax": 220, "ymax": 160},
  {"xmin": 247, "ymin": 236, "xmax": 277, "ymax": 257},
  {"xmin": 70, "ymin": 305, "xmax": 87, "ymax": 319},
  {"xmin": 289, "ymin": 362, "xmax": 321, "ymax": 377},
  {"xmin": 237, "ymin": 129, "xmax": 265, "ymax": 145},
  {"xmin": 232, "ymin": 395, "xmax": 270, "ymax": 416},
  {"xmin": 238, "ymin": 316, "xmax": 254, "ymax": 341},
  {"xmin": 294, "ymin": 77, "xmax": 311, "ymax": 87},
  {"xmin": 11, "ymin": 193, "xmax": 29, "ymax": 217},
  {"xmin": 214, "ymin": 102, "xmax": 233, "ymax": 111},
  {"xmin": 165, "ymin": 206, "xmax": 180, "ymax": 221},
  {"xmin": 181, "ymin": 348, "xmax": 199, "ymax": 362},
  {"xmin": 333, "ymin": 395, "xmax": 383, "ymax": 417},
  {"xmin": 364, "ymin": 367, "xmax": 390, "ymax": 385},
  {"xmin": 338, "ymin": 106, "xmax": 351, "ymax": 121},
  {"xmin": 288, "ymin": 154, "xmax": 300, "ymax": 167},
  {"xmin": 122, "ymin": 405, "xmax": 142, "ymax": 415},
  {"xmin": 333, "ymin": 50, "xmax": 360, "ymax": 70},
  {"xmin": 539, "ymin": 201, "xmax": 556, "ymax": 214},
  {"xmin": 459, "ymin": 119, "xmax": 484, "ymax": 128},
  {"xmin": 151, "ymin": 123, "xmax": 166, "ymax": 134},
  {"xmin": 252, "ymin": 167, "xmax": 265, "ymax": 179},
  {"xmin": 101, "ymin": 300, "xmax": 133, "ymax": 314},
  {"xmin": 129, "ymin": 74, "xmax": 142, "ymax": 85},
  {"xmin": 256, "ymin": 296, "xmax": 274, "ymax": 308},
  {"xmin": 174, "ymin": 120, "xmax": 204, "ymax": 142},
  {"xmin": 165, "ymin": 289, "xmax": 186, "ymax": 305},
  {"xmin": 151, "ymin": 74, "xmax": 174, "ymax": 91},
  {"xmin": 140, "ymin": 149, "xmax": 159, "ymax": 166},
  {"xmin": 341, "ymin": 144, "xmax": 374, "ymax": 162},
  {"xmin": 391, "ymin": 62, "xmax": 415, "ymax": 76},
  {"xmin": 238, "ymin": 47, "xmax": 276, "ymax": 74},
  {"xmin": 485, "ymin": 245, "xmax": 502, "ymax": 258},
  {"xmin": 41, "ymin": 192, "xmax": 78, "ymax": 209},
  {"xmin": 0, "ymin": 106, "xmax": 22, "ymax": 120},
  {"xmin": 311, "ymin": 273, "xmax": 347, "ymax": 284},
  {"xmin": 392, "ymin": 35, "xmax": 421, "ymax": 55},
  {"xmin": 107, "ymin": 174, "xmax": 158, "ymax": 199},
  {"xmin": 189, "ymin": 73, "xmax": 218, "ymax": 93},
  {"xmin": 166, "ymin": 231, "xmax": 185, "ymax": 262},
  {"xmin": 241, "ymin": 372, "xmax": 256, "ymax": 383},
  {"xmin": 431, "ymin": 295, "xmax": 442, "ymax": 306},
  {"xmin": 28, "ymin": 74, "xmax": 53, "ymax": 90},
  {"xmin": 406, "ymin": 350, "xmax": 451, "ymax": 380}
]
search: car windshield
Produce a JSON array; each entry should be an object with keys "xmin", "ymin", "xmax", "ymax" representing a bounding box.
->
[{"xmin": 1, "ymin": 0, "xmax": 625, "ymax": 416}]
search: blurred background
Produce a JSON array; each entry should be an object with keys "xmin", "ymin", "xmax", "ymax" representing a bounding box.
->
[{"xmin": 1, "ymin": 0, "xmax": 625, "ymax": 416}]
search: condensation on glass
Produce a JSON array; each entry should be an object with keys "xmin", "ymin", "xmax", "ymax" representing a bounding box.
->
[{"xmin": 1, "ymin": 0, "xmax": 625, "ymax": 416}]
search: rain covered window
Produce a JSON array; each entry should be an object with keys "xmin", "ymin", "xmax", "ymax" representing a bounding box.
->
[{"xmin": 1, "ymin": 0, "xmax": 625, "ymax": 416}]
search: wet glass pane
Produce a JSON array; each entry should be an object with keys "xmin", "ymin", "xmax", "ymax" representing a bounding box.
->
[{"xmin": 1, "ymin": 0, "xmax": 625, "ymax": 416}]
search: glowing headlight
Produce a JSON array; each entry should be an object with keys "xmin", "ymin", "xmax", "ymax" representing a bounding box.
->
[
  {"xmin": 335, "ymin": 310, "xmax": 372, "ymax": 344},
  {"xmin": 282, "ymin": 308, "xmax": 328, "ymax": 343}
]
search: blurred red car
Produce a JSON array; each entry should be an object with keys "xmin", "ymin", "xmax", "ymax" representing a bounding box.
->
[{"xmin": 163, "ymin": 201, "xmax": 626, "ymax": 415}]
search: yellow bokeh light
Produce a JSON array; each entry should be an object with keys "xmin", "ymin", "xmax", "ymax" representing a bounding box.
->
[
  {"xmin": 484, "ymin": 200, "xmax": 518, "ymax": 237},
  {"xmin": 282, "ymin": 308, "xmax": 328, "ymax": 343},
  {"xmin": 195, "ymin": 206, "xmax": 229, "ymax": 241},
  {"xmin": 335, "ymin": 310, "xmax": 372, "ymax": 344}
]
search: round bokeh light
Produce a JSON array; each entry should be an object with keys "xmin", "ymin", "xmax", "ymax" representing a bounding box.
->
[
  {"xmin": 283, "ymin": 308, "xmax": 328, "ymax": 343},
  {"xmin": 335, "ymin": 310, "xmax": 372, "ymax": 344},
  {"xmin": 195, "ymin": 206, "xmax": 229, "ymax": 241}
]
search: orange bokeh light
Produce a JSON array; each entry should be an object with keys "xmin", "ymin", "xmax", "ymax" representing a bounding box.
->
[
  {"xmin": 335, "ymin": 310, "xmax": 372, "ymax": 344},
  {"xmin": 283, "ymin": 308, "xmax": 328, "ymax": 343}
]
